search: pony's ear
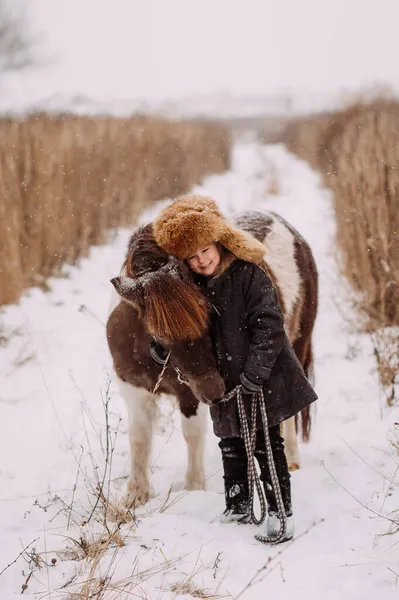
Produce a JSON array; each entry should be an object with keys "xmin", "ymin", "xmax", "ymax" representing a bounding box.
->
[
  {"xmin": 110, "ymin": 276, "xmax": 144, "ymax": 306},
  {"xmin": 163, "ymin": 255, "xmax": 193, "ymax": 282}
]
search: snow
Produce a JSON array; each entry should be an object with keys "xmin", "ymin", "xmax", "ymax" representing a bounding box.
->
[
  {"xmin": 0, "ymin": 82, "xmax": 342, "ymax": 119},
  {"xmin": 0, "ymin": 139, "xmax": 398, "ymax": 598}
]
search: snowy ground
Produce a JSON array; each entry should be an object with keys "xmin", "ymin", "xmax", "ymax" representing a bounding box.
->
[{"xmin": 0, "ymin": 140, "xmax": 398, "ymax": 599}]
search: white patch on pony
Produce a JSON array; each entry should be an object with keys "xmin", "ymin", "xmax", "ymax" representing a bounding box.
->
[
  {"xmin": 180, "ymin": 402, "xmax": 208, "ymax": 491},
  {"xmin": 116, "ymin": 377, "xmax": 156, "ymax": 507},
  {"xmin": 281, "ymin": 416, "xmax": 300, "ymax": 470},
  {"xmin": 262, "ymin": 217, "xmax": 301, "ymax": 319}
]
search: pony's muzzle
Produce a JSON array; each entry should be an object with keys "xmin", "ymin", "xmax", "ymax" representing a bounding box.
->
[
  {"xmin": 200, "ymin": 375, "xmax": 226, "ymax": 405},
  {"xmin": 189, "ymin": 370, "xmax": 225, "ymax": 406}
]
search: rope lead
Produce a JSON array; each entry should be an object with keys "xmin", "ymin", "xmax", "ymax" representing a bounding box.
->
[{"xmin": 222, "ymin": 385, "xmax": 288, "ymax": 545}]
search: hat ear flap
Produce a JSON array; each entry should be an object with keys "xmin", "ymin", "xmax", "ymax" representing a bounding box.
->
[
  {"xmin": 110, "ymin": 276, "xmax": 144, "ymax": 307},
  {"xmin": 219, "ymin": 226, "xmax": 266, "ymax": 264}
]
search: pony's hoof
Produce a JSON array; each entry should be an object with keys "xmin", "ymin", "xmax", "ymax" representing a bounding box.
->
[
  {"xmin": 288, "ymin": 462, "xmax": 300, "ymax": 471},
  {"xmin": 170, "ymin": 480, "xmax": 184, "ymax": 492},
  {"xmin": 184, "ymin": 478, "xmax": 205, "ymax": 491},
  {"xmin": 124, "ymin": 482, "xmax": 152, "ymax": 508}
]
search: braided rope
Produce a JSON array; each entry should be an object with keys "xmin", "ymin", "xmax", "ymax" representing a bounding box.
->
[{"xmin": 222, "ymin": 385, "xmax": 288, "ymax": 544}]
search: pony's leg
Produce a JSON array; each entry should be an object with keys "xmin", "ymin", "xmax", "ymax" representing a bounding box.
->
[
  {"xmin": 282, "ymin": 417, "xmax": 300, "ymax": 471},
  {"xmin": 180, "ymin": 401, "xmax": 207, "ymax": 491},
  {"xmin": 116, "ymin": 378, "xmax": 156, "ymax": 507}
]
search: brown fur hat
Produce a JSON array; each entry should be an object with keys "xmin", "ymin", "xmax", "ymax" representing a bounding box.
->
[{"xmin": 153, "ymin": 195, "xmax": 266, "ymax": 262}]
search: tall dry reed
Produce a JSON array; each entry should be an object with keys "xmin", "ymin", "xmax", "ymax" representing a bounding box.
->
[
  {"xmin": 277, "ymin": 100, "xmax": 399, "ymax": 401},
  {"xmin": 0, "ymin": 114, "xmax": 230, "ymax": 305}
]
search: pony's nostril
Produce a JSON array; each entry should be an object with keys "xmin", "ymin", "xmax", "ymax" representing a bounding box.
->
[
  {"xmin": 202, "ymin": 396, "xmax": 213, "ymax": 405},
  {"xmin": 211, "ymin": 396, "xmax": 224, "ymax": 406}
]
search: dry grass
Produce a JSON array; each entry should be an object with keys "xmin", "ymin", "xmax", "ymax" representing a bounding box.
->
[
  {"xmin": 276, "ymin": 99, "xmax": 399, "ymax": 402},
  {"xmin": 0, "ymin": 114, "xmax": 230, "ymax": 305},
  {"xmin": 66, "ymin": 529, "xmax": 124, "ymax": 562},
  {"xmin": 14, "ymin": 383, "xmax": 230, "ymax": 599},
  {"xmin": 169, "ymin": 579, "xmax": 229, "ymax": 598}
]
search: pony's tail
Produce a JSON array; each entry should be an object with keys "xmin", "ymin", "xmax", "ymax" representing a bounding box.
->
[
  {"xmin": 296, "ymin": 341, "xmax": 314, "ymax": 442},
  {"xmin": 302, "ymin": 341, "xmax": 315, "ymax": 384}
]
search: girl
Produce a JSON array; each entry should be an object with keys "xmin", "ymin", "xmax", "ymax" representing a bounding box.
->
[{"xmin": 153, "ymin": 196, "xmax": 318, "ymax": 542}]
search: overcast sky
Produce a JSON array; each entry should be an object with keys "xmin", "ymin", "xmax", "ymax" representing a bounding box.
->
[{"xmin": 7, "ymin": 0, "xmax": 399, "ymax": 107}]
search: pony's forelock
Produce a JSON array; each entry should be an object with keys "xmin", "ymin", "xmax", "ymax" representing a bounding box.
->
[{"xmin": 143, "ymin": 274, "xmax": 209, "ymax": 341}]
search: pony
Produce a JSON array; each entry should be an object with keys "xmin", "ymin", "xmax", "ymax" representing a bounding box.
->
[{"xmin": 107, "ymin": 210, "xmax": 318, "ymax": 507}]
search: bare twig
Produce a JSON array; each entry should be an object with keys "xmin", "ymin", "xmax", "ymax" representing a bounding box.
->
[
  {"xmin": 341, "ymin": 438, "xmax": 396, "ymax": 484},
  {"xmin": 39, "ymin": 366, "xmax": 81, "ymax": 468},
  {"xmin": 213, "ymin": 552, "xmax": 223, "ymax": 579},
  {"xmin": 43, "ymin": 525, "xmax": 51, "ymax": 599},
  {"xmin": 279, "ymin": 561, "xmax": 286, "ymax": 583},
  {"xmin": 322, "ymin": 460, "xmax": 399, "ymax": 526},
  {"xmin": 106, "ymin": 417, "xmax": 122, "ymax": 515},
  {"xmin": 84, "ymin": 379, "xmax": 112, "ymax": 525},
  {"xmin": 21, "ymin": 571, "xmax": 33, "ymax": 594},
  {"xmin": 387, "ymin": 566, "xmax": 399, "ymax": 585},
  {"xmin": 68, "ymin": 446, "xmax": 84, "ymax": 531},
  {"xmin": 0, "ymin": 538, "xmax": 39, "ymax": 577},
  {"xmin": 69, "ymin": 369, "xmax": 98, "ymax": 434},
  {"xmin": 233, "ymin": 519, "xmax": 325, "ymax": 599},
  {"xmin": 380, "ymin": 462, "xmax": 399, "ymax": 513},
  {"xmin": 78, "ymin": 304, "xmax": 105, "ymax": 326}
]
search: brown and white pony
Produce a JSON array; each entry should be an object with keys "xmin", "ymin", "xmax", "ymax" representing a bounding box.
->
[{"xmin": 107, "ymin": 210, "xmax": 318, "ymax": 507}]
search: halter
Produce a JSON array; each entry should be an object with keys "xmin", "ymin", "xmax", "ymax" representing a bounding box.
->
[{"xmin": 149, "ymin": 338, "xmax": 215, "ymax": 389}]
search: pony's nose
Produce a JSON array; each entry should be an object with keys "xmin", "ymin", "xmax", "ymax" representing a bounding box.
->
[{"xmin": 203, "ymin": 379, "xmax": 226, "ymax": 404}]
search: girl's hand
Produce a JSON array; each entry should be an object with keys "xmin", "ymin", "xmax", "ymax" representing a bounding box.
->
[{"xmin": 240, "ymin": 372, "xmax": 263, "ymax": 395}]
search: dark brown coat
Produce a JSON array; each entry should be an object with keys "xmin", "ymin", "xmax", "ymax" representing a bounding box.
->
[{"xmin": 195, "ymin": 259, "xmax": 318, "ymax": 438}]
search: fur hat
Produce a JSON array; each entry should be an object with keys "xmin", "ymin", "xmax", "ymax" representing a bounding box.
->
[{"xmin": 153, "ymin": 195, "xmax": 266, "ymax": 262}]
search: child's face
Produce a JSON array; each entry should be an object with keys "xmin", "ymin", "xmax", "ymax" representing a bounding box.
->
[{"xmin": 186, "ymin": 243, "xmax": 221, "ymax": 276}]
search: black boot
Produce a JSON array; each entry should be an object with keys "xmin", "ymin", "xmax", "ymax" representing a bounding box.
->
[
  {"xmin": 220, "ymin": 479, "xmax": 251, "ymax": 523},
  {"xmin": 219, "ymin": 437, "xmax": 250, "ymax": 524},
  {"xmin": 263, "ymin": 476, "xmax": 292, "ymax": 517}
]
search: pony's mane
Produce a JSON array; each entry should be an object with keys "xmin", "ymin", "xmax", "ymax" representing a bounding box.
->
[{"xmin": 123, "ymin": 224, "xmax": 210, "ymax": 341}]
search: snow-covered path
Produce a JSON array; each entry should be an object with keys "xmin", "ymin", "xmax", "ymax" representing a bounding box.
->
[{"xmin": 1, "ymin": 141, "xmax": 398, "ymax": 599}]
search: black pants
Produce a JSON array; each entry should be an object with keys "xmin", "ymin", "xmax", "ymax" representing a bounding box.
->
[{"xmin": 219, "ymin": 425, "xmax": 292, "ymax": 515}]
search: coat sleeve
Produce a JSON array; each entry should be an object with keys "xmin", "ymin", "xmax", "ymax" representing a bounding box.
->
[{"xmin": 243, "ymin": 265, "xmax": 286, "ymax": 384}]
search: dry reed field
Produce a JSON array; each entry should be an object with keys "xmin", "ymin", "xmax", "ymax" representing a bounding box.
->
[
  {"xmin": 277, "ymin": 100, "xmax": 399, "ymax": 402},
  {"xmin": 0, "ymin": 114, "xmax": 230, "ymax": 306}
]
